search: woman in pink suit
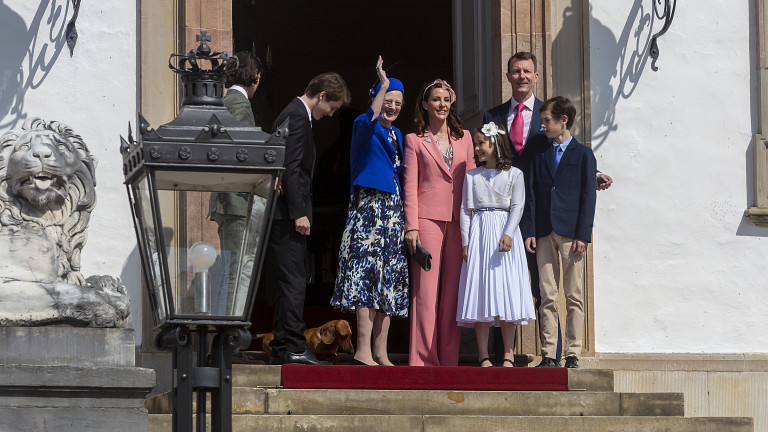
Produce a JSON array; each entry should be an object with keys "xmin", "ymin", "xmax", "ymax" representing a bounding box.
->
[{"xmin": 403, "ymin": 79, "xmax": 476, "ymax": 366}]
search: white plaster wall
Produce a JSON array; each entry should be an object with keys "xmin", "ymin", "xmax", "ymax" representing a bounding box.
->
[
  {"xmin": 589, "ymin": 1, "xmax": 768, "ymax": 352},
  {"xmin": 0, "ymin": 1, "xmax": 141, "ymax": 342}
]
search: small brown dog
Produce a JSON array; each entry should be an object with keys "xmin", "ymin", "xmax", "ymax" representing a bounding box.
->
[{"xmin": 259, "ymin": 319, "xmax": 354, "ymax": 364}]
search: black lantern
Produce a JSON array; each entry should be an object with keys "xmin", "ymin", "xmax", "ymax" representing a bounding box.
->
[{"xmin": 121, "ymin": 32, "xmax": 285, "ymax": 431}]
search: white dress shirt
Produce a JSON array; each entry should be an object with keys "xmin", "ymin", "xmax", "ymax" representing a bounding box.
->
[
  {"xmin": 506, "ymin": 94, "xmax": 536, "ymax": 145},
  {"xmin": 297, "ymin": 96, "xmax": 312, "ymax": 127},
  {"xmin": 227, "ymin": 85, "xmax": 249, "ymax": 99}
]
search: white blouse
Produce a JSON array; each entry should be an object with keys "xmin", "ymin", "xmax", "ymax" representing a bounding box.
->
[{"xmin": 460, "ymin": 166, "xmax": 525, "ymax": 247}]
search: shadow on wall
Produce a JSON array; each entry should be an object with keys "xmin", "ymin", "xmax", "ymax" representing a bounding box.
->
[
  {"xmin": 579, "ymin": 0, "xmax": 665, "ymax": 150},
  {"xmin": 121, "ymin": 246, "xmax": 143, "ymax": 345},
  {"xmin": 0, "ymin": 0, "xmax": 71, "ymax": 130}
]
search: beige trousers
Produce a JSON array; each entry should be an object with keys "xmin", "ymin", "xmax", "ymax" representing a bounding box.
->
[{"xmin": 536, "ymin": 231, "xmax": 585, "ymax": 359}]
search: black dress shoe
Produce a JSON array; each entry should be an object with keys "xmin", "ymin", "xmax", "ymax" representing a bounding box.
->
[
  {"xmin": 535, "ymin": 356, "xmax": 562, "ymax": 367},
  {"xmin": 283, "ymin": 349, "xmax": 331, "ymax": 365},
  {"xmin": 564, "ymin": 355, "xmax": 580, "ymax": 369}
]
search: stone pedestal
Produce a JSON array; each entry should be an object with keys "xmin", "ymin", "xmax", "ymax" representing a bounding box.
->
[{"xmin": 0, "ymin": 327, "xmax": 156, "ymax": 432}]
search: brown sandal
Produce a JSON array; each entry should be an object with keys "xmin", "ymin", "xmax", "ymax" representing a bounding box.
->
[{"xmin": 503, "ymin": 358, "xmax": 516, "ymax": 367}]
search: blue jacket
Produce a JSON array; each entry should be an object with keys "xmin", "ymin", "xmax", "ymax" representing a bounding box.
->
[
  {"xmin": 522, "ymin": 137, "xmax": 597, "ymax": 242},
  {"xmin": 349, "ymin": 109, "xmax": 403, "ymax": 195}
]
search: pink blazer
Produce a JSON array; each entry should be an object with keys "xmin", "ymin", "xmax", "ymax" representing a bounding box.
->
[{"xmin": 402, "ymin": 129, "xmax": 476, "ymax": 232}]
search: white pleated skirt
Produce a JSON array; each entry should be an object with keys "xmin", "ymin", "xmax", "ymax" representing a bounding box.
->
[{"xmin": 457, "ymin": 209, "xmax": 536, "ymax": 327}]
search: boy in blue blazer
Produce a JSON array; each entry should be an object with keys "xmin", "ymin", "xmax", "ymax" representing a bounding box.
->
[{"xmin": 523, "ymin": 96, "xmax": 596, "ymax": 369}]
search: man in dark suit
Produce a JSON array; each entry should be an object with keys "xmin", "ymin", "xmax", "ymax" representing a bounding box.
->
[
  {"xmin": 268, "ymin": 72, "xmax": 350, "ymax": 365},
  {"xmin": 523, "ymin": 96, "xmax": 597, "ymax": 369},
  {"xmin": 483, "ymin": 52, "xmax": 611, "ymax": 364}
]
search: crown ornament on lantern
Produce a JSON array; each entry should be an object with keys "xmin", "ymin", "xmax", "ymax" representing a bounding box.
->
[
  {"xmin": 168, "ymin": 31, "xmax": 238, "ymax": 106},
  {"xmin": 169, "ymin": 31, "xmax": 235, "ymax": 74}
]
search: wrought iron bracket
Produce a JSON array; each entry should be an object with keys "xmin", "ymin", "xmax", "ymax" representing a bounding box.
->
[
  {"xmin": 66, "ymin": 0, "xmax": 82, "ymax": 57},
  {"xmin": 649, "ymin": 0, "xmax": 677, "ymax": 71}
]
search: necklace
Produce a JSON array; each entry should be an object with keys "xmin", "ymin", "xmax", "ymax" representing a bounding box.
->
[
  {"xmin": 434, "ymin": 133, "xmax": 449, "ymax": 151},
  {"xmin": 434, "ymin": 133, "xmax": 453, "ymax": 169}
]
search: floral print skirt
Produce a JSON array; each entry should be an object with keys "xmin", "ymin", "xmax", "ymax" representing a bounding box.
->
[{"xmin": 330, "ymin": 185, "xmax": 409, "ymax": 317}]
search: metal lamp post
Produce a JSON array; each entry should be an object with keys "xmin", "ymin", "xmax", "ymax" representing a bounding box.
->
[{"xmin": 121, "ymin": 32, "xmax": 286, "ymax": 432}]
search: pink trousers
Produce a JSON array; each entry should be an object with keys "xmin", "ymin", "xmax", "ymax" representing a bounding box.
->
[{"xmin": 409, "ymin": 218, "xmax": 463, "ymax": 366}]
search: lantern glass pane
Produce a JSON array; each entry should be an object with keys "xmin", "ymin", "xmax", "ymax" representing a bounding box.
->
[
  {"xmin": 154, "ymin": 171, "xmax": 274, "ymax": 318},
  {"xmin": 132, "ymin": 176, "xmax": 167, "ymax": 322},
  {"xmin": 230, "ymin": 182, "xmax": 270, "ymax": 316}
]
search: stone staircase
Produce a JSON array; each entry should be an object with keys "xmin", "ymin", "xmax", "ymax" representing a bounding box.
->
[{"xmin": 146, "ymin": 364, "xmax": 754, "ymax": 431}]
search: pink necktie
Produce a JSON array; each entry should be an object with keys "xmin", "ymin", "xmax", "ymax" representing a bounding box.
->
[{"xmin": 510, "ymin": 103, "xmax": 526, "ymax": 155}]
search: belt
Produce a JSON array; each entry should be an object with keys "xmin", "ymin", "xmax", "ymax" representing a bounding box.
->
[{"xmin": 474, "ymin": 207, "xmax": 508, "ymax": 213}]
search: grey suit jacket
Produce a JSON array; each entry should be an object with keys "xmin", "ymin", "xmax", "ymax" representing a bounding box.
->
[
  {"xmin": 223, "ymin": 89, "xmax": 255, "ymax": 126},
  {"xmin": 209, "ymin": 89, "xmax": 255, "ymax": 219}
]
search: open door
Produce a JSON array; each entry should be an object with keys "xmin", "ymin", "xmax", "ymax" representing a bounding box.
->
[{"xmin": 452, "ymin": 0, "xmax": 494, "ymax": 131}]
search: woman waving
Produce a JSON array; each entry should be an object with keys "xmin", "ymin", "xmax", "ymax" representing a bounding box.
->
[{"xmin": 331, "ymin": 57, "xmax": 408, "ymax": 366}]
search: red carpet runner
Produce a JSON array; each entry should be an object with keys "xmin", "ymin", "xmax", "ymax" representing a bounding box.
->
[{"xmin": 281, "ymin": 365, "xmax": 568, "ymax": 391}]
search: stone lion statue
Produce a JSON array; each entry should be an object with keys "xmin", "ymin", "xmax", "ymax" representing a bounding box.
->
[{"xmin": 0, "ymin": 118, "xmax": 131, "ymax": 327}]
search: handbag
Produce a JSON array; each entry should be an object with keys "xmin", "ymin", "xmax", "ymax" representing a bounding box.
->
[{"xmin": 412, "ymin": 243, "xmax": 432, "ymax": 271}]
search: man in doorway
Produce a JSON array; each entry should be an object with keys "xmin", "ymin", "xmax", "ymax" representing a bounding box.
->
[
  {"xmin": 209, "ymin": 51, "xmax": 263, "ymax": 315},
  {"xmin": 267, "ymin": 72, "xmax": 351, "ymax": 365},
  {"xmin": 483, "ymin": 51, "xmax": 612, "ymax": 365}
]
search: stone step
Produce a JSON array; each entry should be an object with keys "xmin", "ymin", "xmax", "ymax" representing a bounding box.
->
[
  {"xmin": 229, "ymin": 364, "xmax": 614, "ymax": 391},
  {"xmin": 264, "ymin": 389, "xmax": 683, "ymax": 417},
  {"xmin": 232, "ymin": 364, "xmax": 281, "ymax": 388},
  {"xmin": 146, "ymin": 387, "xmax": 264, "ymax": 415},
  {"xmin": 567, "ymin": 368, "xmax": 613, "ymax": 391},
  {"xmin": 149, "ymin": 414, "xmax": 754, "ymax": 432},
  {"xmin": 147, "ymin": 388, "xmax": 683, "ymax": 417}
]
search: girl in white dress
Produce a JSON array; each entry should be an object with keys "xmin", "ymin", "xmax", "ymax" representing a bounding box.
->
[{"xmin": 457, "ymin": 122, "xmax": 536, "ymax": 367}]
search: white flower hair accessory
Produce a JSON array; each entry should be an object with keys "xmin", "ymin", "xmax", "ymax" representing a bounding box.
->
[
  {"xmin": 481, "ymin": 122, "xmax": 500, "ymax": 137},
  {"xmin": 480, "ymin": 122, "xmax": 504, "ymax": 158}
]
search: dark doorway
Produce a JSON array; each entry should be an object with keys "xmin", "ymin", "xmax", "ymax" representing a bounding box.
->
[{"xmin": 232, "ymin": 0, "xmax": 453, "ymax": 356}]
